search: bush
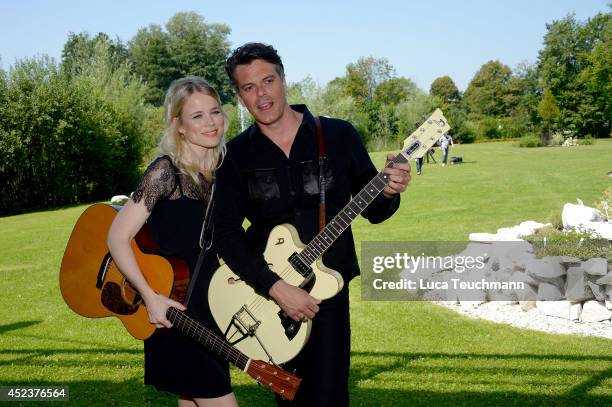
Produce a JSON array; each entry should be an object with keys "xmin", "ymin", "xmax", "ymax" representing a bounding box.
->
[
  {"xmin": 578, "ymin": 135, "xmax": 595, "ymax": 145},
  {"xmin": 549, "ymin": 132, "xmax": 565, "ymax": 146},
  {"xmin": 524, "ymin": 226, "xmax": 611, "ymax": 261},
  {"xmin": 478, "ymin": 116, "xmax": 504, "ymax": 139},
  {"xmin": 518, "ymin": 134, "xmax": 543, "ymax": 147},
  {"xmin": 0, "ymin": 44, "xmax": 148, "ymax": 216}
]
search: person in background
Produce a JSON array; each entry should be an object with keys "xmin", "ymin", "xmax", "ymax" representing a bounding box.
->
[
  {"xmin": 438, "ymin": 132, "xmax": 454, "ymax": 166},
  {"xmin": 415, "ymin": 156, "xmax": 423, "ymax": 175}
]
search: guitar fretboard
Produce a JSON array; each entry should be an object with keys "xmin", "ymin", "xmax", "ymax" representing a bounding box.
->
[
  {"xmin": 296, "ymin": 141, "xmax": 420, "ymax": 268},
  {"xmin": 167, "ymin": 307, "xmax": 250, "ymax": 370}
]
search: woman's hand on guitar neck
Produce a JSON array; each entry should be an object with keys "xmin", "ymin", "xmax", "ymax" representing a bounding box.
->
[
  {"xmin": 142, "ymin": 291, "xmax": 186, "ymax": 329},
  {"xmin": 269, "ymin": 280, "xmax": 321, "ymax": 322}
]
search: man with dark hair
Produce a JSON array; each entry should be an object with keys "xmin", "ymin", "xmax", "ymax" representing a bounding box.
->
[{"xmin": 214, "ymin": 42, "xmax": 411, "ymax": 406}]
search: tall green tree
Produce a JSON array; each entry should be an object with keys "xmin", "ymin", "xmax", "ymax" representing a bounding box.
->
[
  {"xmin": 374, "ymin": 77, "xmax": 417, "ymax": 106},
  {"xmin": 61, "ymin": 32, "xmax": 128, "ymax": 76},
  {"xmin": 429, "ymin": 75, "xmax": 460, "ymax": 104},
  {"xmin": 537, "ymin": 12, "xmax": 612, "ymax": 137},
  {"xmin": 341, "ymin": 56, "xmax": 395, "ymax": 103},
  {"xmin": 129, "ymin": 25, "xmax": 177, "ymax": 105},
  {"xmin": 463, "ymin": 60, "xmax": 520, "ymax": 117},
  {"xmin": 127, "ymin": 12, "xmax": 233, "ymax": 105},
  {"xmin": 165, "ymin": 12, "xmax": 233, "ymax": 103},
  {"xmin": 538, "ymin": 89, "xmax": 560, "ymax": 143}
]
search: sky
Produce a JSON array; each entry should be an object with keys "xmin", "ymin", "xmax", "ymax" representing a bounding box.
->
[{"xmin": 0, "ymin": 0, "xmax": 609, "ymax": 91}]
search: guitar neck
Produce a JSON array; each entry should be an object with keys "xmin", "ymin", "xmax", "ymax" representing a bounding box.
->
[
  {"xmin": 297, "ymin": 144, "xmax": 417, "ymax": 266},
  {"xmin": 166, "ymin": 307, "xmax": 250, "ymax": 370}
]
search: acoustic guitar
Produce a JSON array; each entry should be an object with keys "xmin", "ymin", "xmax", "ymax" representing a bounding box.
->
[{"xmin": 59, "ymin": 203, "xmax": 301, "ymax": 400}]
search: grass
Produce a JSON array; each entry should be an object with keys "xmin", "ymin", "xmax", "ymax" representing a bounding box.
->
[{"xmin": 1, "ymin": 141, "xmax": 611, "ymax": 406}]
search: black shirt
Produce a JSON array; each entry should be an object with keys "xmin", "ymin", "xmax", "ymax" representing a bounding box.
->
[{"xmin": 214, "ymin": 105, "xmax": 400, "ymax": 295}]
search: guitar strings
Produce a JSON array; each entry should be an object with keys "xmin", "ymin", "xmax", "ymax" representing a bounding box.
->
[
  {"xmin": 245, "ymin": 164, "xmax": 394, "ymax": 315},
  {"xmin": 168, "ymin": 307, "xmax": 249, "ymax": 367}
]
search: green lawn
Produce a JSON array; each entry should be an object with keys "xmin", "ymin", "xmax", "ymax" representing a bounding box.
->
[{"xmin": 1, "ymin": 141, "xmax": 611, "ymax": 406}]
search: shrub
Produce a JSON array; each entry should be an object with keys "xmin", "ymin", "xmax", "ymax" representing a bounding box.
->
[
  {"xmin": 524, "ymin": 226, "xmax": 611, "ymax": 261},
  {"xmin": 0, "ymin": 44, "xmax": 148, "ymax": 216},
  {"xmin": 549, "ymin": 132, "xmax": 565, "ymax": 146},
  {"xmin": 518, "ymin": 134, "xmax": 543, "ymax": 147},
  {"xmin": 578, "ymin": 135, "xmax": 595, "ymax": 145}
]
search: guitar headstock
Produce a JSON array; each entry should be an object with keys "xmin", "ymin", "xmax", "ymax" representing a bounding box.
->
[
  {"xmin": 246, "ymin": 359, "xmax": 302, "ymax": 401},
  {"xmin": 401, "ymin": 108, "xmax": 451, "ymax": 159}
]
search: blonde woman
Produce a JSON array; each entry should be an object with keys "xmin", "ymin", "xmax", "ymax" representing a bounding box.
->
[{"xmin": 108, "ymin": 77, "xmax": 237, "ymax": 407}]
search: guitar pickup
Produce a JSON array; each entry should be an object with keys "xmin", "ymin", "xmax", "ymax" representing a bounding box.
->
[{"xmin": 288, "ymin": 252, "xmax": 312, "ymax": 277}]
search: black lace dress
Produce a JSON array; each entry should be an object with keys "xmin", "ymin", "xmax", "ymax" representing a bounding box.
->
[{"xmin": 131, "ymin": 156, "xmax": 231, "ymax": 398}]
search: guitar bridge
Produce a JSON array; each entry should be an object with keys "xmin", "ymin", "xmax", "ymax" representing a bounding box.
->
[
  {"xmin": 225, "ymin": 305, "xmax": 276, "ymax": 364},
  {"xmin": 232, "ymin": 305, "xmax": 261, "ymax": 335}
]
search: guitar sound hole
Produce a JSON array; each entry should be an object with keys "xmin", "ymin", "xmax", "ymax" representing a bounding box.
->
[
  {"xmin": 101, "ymin": 282, "xmax": 139, "ymax": 315},
  {"xmin": 228, "ymin": 277, "xmax": 241, "ymax": 285}
]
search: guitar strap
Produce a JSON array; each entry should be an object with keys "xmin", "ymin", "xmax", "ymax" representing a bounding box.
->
[
  {"xmin": 183, "ymin": 179, "xmax": 216, "ymax": 306},
  {"xmin": 314, "ymin": 116, "xmax": 326, "ymax": 232}
]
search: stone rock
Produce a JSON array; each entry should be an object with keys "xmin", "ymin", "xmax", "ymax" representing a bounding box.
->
[
  {"xmin": 519, "ymin": 300, "xmax": 536, "ymax": 311},
  {"xmin": 565, "ymin": 267, "xmax": 594, "ymax": 302},
  {"xmin": 607, "ymin": 285, "xmax": 612, "ymax": 301},
  {"xmin": 460, "ymin": 300, "xmax": 485, "ymax": 309},
  {"xmin": 496, "ymin": 221, "xmax": 549, "ymax": 240},
  {"xmin": 526, "ymin": 257, "xmax": 566, "ymax": 283},
  {"xmin": 469, "ymin": 233, "xmax": 496, "ymax": 242},
  {"xmin": 580, "ymin": 301, "xmax": 612, "ymax": 322},
  {"xmin": 536, "ymin": 301, "xmax": 572, "ymax": 319},
  {"xmin": 488, "ymin": 290, "xmax": 516, "ymax": 302},
  {"xmin": 560, "ymin": 256, "xmax": 582, "ymax": 266},
  {"xmin": 587, "ymin": 281, "xmax": 607, "ymax": 302},
  {"xmin": 575, "ymin": 222, "xmax": 612, "ymax": 240},
  {"xmin": 583, "ymin": 258, "xmax": 608, "ymax": 276},
  {"xmin": 516, "ymin": 284, "xmax": 537, "ymax": 302},
  {"xmin": 538, "ymin": 283, "xmax": 564, "ymax": 301},
  {"xmin": 512, "ymin": 271, "xmax": 539, "ymax": 286},
  {"xmin": 596, "ymin": 273, "xmax": 612, "ymax": 285},
  {"xmin": 569, "ymin": 303, "xmax": 582, "ymax": 321},
  {"xmin": 110, "ymin": 195, "xmax": 130, "ymax": 205},
  {"xmin": 606, "ymin": 300, "xmax": 612, "ymax": 311},
  {"xmin": 562, "ymin": 202, "xmax": 604, "ymax": 229},
  {"xmin": 456, "ymin": 242, "xmax": 493, "ymax": 262}
]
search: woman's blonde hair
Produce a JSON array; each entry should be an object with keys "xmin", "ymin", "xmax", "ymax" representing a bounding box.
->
[{"xmin": 159, "ymin": 77, "xmax": 228, "ymax": 183}]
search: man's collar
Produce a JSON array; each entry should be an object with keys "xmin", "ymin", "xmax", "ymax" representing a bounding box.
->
[{"xmin": 247, "ymin": 104, "xmax": 316, "ymax": 141}]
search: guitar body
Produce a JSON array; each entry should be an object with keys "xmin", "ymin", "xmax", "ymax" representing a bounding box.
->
[
  {"xmin": 59, "ymin": 203, "xmax": 189, "ymax": 340},
  {"xmin": 208, "ymin": 223, "xmax": 343, "ymax": 364}
]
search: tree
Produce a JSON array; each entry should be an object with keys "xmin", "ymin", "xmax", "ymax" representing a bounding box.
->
[
  {"xmin": 127, "ymin": 12, "xmax": 233, "ymax": 105},
  {"xmin": 429, "ymin": 76, "xmax": 460, "ymax": 104},
  {"xmin": 577, "ymin": 14, "xmax": 612, "ymax": 137},
  {"xmin": 463, "ymin": 60, "xmax": 520, "ymax": 117},
  {"xmin": 374, "ymin": 77, "xmax": 417, "ymax": 106},
  {"xmin": 341, "ymin": 56, "xmax": 395, "ymax": 102},
  {"xmin": 537, "ymin": 12, "xmax": 612, "ymax": 137},
  {"xmin": 61, "ymin": 32, "xmax": 128, "ymax": 76},
  {"xmin": 538, "ymin": 89, "xmax": 560, "ymax": 144},
  {"xmin": 129, "ymin": 25, "xmax": 177, "ymax": 105},
  {"xmin": 165, "ymin": 12, "xmax": 233, "ymax": 103},
  {"xmin": 1, "ymin": 45, "xmax": 148, "ymax": 215}
]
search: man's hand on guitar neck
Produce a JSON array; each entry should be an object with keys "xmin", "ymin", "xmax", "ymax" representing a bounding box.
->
[
  {"xmin": 269, "ymin": 280, "xmax": 321, "ymax": 322},
  {"xmin": 382, "ymin": 153, "xmax": 411, "ymax": 198},
  {"xmin": 142, "ymin": 290, "xmax": 186, "ymax": 329}
]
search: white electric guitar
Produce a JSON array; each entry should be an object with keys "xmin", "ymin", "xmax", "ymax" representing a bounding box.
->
[{"xmin": 208, "ymin": 109, "xmax": 451, "ymax": 364}]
